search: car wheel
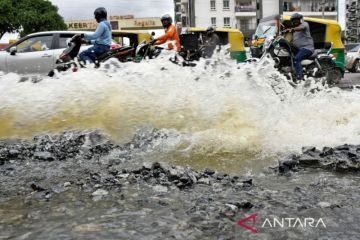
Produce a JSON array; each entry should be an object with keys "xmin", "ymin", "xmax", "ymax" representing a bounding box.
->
[{"xmin": 352, "ymin": 60, "xmax": 360, "ymax": 73}]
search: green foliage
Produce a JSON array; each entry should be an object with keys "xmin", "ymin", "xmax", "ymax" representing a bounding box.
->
[{"xmin": 0, "ymin": 0, "xmax": 67, "ymax": 38}]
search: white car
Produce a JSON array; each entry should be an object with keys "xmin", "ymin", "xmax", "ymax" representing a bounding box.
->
[
  {"xmin": 0, "ymin": 31, "xmax": 119, "ymax": 75},
  {"xmin": 345, "ymin": 43, "xmax": 360, "ymax": 73}
]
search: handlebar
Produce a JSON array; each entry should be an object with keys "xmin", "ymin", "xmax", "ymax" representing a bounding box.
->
[{"xmin": 280, "ymin": 29, "xmax": 294, "ymax": 35}]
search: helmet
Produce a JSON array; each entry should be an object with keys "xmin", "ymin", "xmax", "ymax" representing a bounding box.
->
[
  {"xmin": 94, "ymin": 7, "xmax": 107, "ymax": 22},
  {"xmin": 206, "ymin": 26, "xmax": 215, "ymax": 35},
  {"xmin": 290, "ymin": 13, "xmax": 303, "ymax": 26},
  {"xmin": 161, "ymin": 14, "xmax": 172, "ymax": 28},
  {"xmin": 290, "ymin": 13, "xmax": 303, "ymax": 21}
]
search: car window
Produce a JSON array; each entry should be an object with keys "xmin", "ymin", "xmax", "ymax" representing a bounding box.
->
[
  {"xmin": 59, "ymin": 34, "xmax": 75, "ymax": 49},
  {"xmin": 349, "ymin": 44, "xmax": 360, "ymax": 52},
  {"xmin": 16, "ymin": 35, "xmax": 53, "ymax": 53},
  {"xmin": 345, "ymin": 44, "xmax": 358, "ymax": 51},
  {"xmin": 58, "ymin": 33, "xmax": 93, "ymax": 49}
]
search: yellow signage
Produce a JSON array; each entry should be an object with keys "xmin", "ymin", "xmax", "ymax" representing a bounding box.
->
[
  {"xmin": 109, "ymin": 15, "xmax": 134, "ymax": 20},
  {"xmin": 134, "ymin": 20, "xmax": 156, "ymax": 27},
  {"xmin": 67, "ymin": 21, "xmax": 97, "ymax": 30},
  {"xmin": 66, "ymin": 17, "xmax": 162, "ymax": 30}
]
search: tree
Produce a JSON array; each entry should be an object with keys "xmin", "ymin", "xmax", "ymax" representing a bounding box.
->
[{"xmin": 0, "ymin": 0, "xmax": 67, "ymax": 39}]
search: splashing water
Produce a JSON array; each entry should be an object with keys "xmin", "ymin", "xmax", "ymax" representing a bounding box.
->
[{"xmin": 1, "ymin": 51, "xmax": 360, "ymax": 172}]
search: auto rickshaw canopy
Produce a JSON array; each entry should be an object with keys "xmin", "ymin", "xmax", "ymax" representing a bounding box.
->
[{"xmin": 187, "ymin": 27, "xmax": 246, "ymax": 62}]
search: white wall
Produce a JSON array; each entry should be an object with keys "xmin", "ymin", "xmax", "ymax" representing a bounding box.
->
[
  {"xmin": 195, "ymin": 0, "xmax": 236, "ymax": 28},
  {"xmin": 262, "ymin": 0, "xmax": 280, "ymax": 18},
  {"xmin": 338, "ymin": 0, "xmax": 346, "ymax": 30}
]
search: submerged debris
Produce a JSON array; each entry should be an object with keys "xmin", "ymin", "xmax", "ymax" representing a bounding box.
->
[
  {"xmin": 278, "ymin": 144, "xmax": 360, "ymax": 174},
  {"xmin": 1, "ymin": 130, "xmax": 360, "ymax": 239}
]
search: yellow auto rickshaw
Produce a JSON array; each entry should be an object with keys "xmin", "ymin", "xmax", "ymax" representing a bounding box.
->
[
  {"xmin": 112, "ymin": 30, "xmax": 152, "ymax": 47},
  {"xmin": 251, "ymin": 15, "xmax": 345, "ymax": 80},
  {"xmin": 187, "ymin": 27, "xmax": 247, "ymax": 62}
]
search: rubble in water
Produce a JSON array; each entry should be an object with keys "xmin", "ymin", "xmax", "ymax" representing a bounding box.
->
[
  {"xmin": 1, "ymin": 130, "xmax": 360, "ymax": 240},
  {"xmin": 278, "ymin": 145, "xmax": 360, "ymax": 174}
]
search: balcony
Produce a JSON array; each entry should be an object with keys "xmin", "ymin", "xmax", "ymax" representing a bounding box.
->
[
  {"xmin": 283, "ymin": 11, "xmax": 337, "ymax": 18},
  {"xmin": 235, "ymin": 5, "xmax": 256, "ymax": 12},
  {"xmin": 235, "ymin": 5, "xmax": 256, "ymax": 16},
  {"xmin": 283, "ymin": 1, "xmax": 337, "ymax": 13}
]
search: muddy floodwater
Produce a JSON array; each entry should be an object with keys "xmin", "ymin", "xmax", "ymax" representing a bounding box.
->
[
  {"xmin": 1, "ymin": 130, "xmax": 360, "ymax": 240},
  {"xmin": 1, "ymin": 53, "xmax": 360, "ymax": 239}
]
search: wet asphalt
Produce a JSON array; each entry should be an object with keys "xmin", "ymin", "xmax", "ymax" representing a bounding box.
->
[{"xmin": 337, "ymin": 72, "xmax": 360, "ymax": 89}]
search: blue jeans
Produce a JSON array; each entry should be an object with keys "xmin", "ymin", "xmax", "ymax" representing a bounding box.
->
[
  {"xmin": 79, "ymin": 44, "xmax": 110, "ymax": 63},
  {"xmin": 294, "ymin": 48, "xmax": 313, "ymax": 79}
]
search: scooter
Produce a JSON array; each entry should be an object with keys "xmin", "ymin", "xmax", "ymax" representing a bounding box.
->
[{"xmin": 48, "ymin": 35, "xmax": 136, "ymax": 76}]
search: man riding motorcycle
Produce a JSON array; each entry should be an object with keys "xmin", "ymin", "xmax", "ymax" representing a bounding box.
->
[
  {"xmin": 152, "ymin": 14, "xmax": 181, "ymax": 52},
  {"xmin": 78, "ymin": 7, "xmax": 112, "ymax": 64},
  {"xmin": 285, "ymin": 13, "xmax": 315, "ymax": 81}
]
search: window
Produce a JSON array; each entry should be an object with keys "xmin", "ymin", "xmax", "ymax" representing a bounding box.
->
[
  {"xmin": 16, "ymin": 35, "xmax": 53, "ymax": 53},
  {"xmin": 182, "ymin": 16, "xmax": 187, "ymax": 26},
  {"xmin": 223, "ymin": 0, "xmax": 230, "ymax": 10},
  {"xmin": 210, "ymin": 0, "xmax": 216, "ymax": 10},
  {"xmin": 58, "ymin": 34, "xmax": 90, "ymax": 49},
  {"xmin": 224, "ymin": 17, "xmax": 230, "ymax": 27},
  {"xmin": 111, "ymin": 21, "xmax": 119, "ymax": 30},
  {"xmin": 239, "ymin": 19, "xmax": 250, "ymax": 30},
  {"xmin": 59, "ymin": 34, "xmax": 74, "ymax": 49},
  {"xmin": 349, "ymin": 44, "xmax": 360, "ymax": 52},
  {"xmin": 175, "ymin": 4, "xmax": 181, "ymax": 12},
  {"xmin": 211, "ymin": 17, "xmax": 216, "ymax": 27}
]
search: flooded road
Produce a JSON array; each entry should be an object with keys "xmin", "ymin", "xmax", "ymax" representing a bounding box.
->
[
  {"xmin": 1, "ymin": 130, "xmax": 360, "ymax": 240},
  {"xmin": 1, "ymin": 53, "xmax": 360, "ymax": 239}
]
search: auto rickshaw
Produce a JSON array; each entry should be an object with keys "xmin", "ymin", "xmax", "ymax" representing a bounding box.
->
[
  {"xmin": 251, "ymin": 15, "xmax": 345, "ymax": 81},
  {"xmin": 112, "ymin": 30, "xmax": 152, "ymax": 47},
  {"xmin": 187, "ymin": 27, "xmax": 246, "ymax": 62},
  {"xmin": 111, "ymin": 30, "xmax": 153, "ymax": 61}
]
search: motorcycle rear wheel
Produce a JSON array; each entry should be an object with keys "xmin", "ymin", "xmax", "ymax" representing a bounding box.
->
[{"xmin": 318, "ymin": 61, "xmax": 338, "ymax": 86}]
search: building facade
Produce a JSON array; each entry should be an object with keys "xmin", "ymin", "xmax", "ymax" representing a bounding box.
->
[
  {"xmin": 177, "ymin": 0, "xmax": 340, "ymax": 39},
  {"xmin": 66, "ymin": 16, "xmax": 163, "ymax": 31},
  {"xmin": 345, "ymin": 0, "xmax": 360, "ymax": 43}
]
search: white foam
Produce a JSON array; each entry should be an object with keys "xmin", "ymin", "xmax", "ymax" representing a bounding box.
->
[{"xmin": 1, "ymin": 50, "xmax": 360, "ymax": 160}]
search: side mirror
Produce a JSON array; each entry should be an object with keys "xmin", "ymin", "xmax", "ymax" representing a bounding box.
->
[
  {"xmin": 10, "ymin": 46, "xmax": 17, "ymax": 55},
  {"xmin": 151, "ymin": 31, "xmax": 155, "ymax": 36}
]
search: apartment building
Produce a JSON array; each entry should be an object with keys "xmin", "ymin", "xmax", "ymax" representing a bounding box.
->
[
  {"xmin": 176, "ymin": 0, "xmax": 341, "ymax": 40},
  {"xmin": 346, "ymin": 0, "xmax": 359, "ymax": 43}
]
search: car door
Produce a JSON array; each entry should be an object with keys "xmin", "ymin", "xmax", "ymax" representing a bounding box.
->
[{"xmin": 6, "ymin": 34, "xmax": 55, "ymax": 74}]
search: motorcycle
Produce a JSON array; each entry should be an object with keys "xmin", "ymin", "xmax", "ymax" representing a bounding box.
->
[
  {"xmin": 258, "ymin": 30, "xmax": 337, "ymax": 85},
  {"xmin": 165, "ymin": 33, "xmax": 207, "ymax": 67},
  {"xmin": 48, "ymin": 35, "xmax": 137, "ymax": 76},
  {"xmin": 169, "ymin": 46, "xmax": 205, "ymax": 67},
  {"xmin": 133, "ymin": 40, "xmax": 163, "ymax": 62}
]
